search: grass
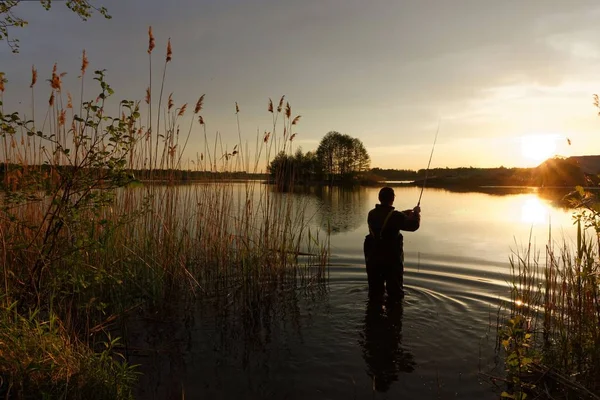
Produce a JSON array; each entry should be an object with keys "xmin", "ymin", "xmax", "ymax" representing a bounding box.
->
[
  {"xmin": 0, "ymin": 300, "xmax": 139, "ymax": 399},
  {"xmin": 497, "ymin": 194, "xmax": 600, "ymax": 399},
  {"xmin": 0, "ymin": 28, "xmax": 328, "ymax": 398}
]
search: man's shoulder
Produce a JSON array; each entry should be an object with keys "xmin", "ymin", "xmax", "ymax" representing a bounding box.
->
[
  {"xmin": 367, "ymin": 205, "xmax": 381, "ymax": 215},
  {"xmin": 369, "ymin": 205, "xmax": 399, "ymax": 221}
]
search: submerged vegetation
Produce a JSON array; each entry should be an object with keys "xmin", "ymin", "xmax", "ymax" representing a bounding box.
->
[{"xmin": 0, "ymin": 30, "xmax": 328, "ymax": 398}]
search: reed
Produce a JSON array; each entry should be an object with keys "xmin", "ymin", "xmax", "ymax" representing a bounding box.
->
[
  {"xmin": 498, "ymin": 196, "xmax": 600, "ymax": 399},
  {"xmin": 0, "ymin": 29, "xmax": 328, "ymax": 398}
]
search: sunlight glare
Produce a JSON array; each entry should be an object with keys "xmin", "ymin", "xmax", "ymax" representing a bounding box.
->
[
  {"xmin": 520, "ymin": 134, "xmax": 557, "ymax": 163},
  {"xmin": 515, "ymin": 299, "xmax": 523, "ymax": 307},
  {"xmin": 520, "ymin": 196, "xmax": 549, "ymax": 224}
]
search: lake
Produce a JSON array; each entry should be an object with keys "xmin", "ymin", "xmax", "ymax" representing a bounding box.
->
[{"xmin": 132, "ymin": 184, "xmax": 577, "ymax": 399}]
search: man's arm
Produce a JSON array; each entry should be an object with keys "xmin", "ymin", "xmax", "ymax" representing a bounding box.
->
[
  {"xmin": 398, "ymin": 206, "xmax": 421, "ymax": 232},
  {"xmin": 367, "ymin": 209, "xmax": 374, "ymax": 234}
]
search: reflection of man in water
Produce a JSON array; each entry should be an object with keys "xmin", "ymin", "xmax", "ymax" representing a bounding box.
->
[
  {"xmin": 364, "ymin": 187, "xmax": 421, "ymax": 298},
  {"xmin": 360, "ymin": 298, "xmax": 415, "ymax": 392}
]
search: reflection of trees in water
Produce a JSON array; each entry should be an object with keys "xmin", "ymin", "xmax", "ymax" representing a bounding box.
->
[
  {"xmin": 298, "ymin": 185, "xmax": 369, "ymax": 234},
  {"xmin": 359, "ymin": 298, "xmax": 415, "ymax": 392}
]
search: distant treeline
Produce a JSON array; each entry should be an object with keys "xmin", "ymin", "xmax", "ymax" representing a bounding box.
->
[
  {"xmin": 0, "ymin": 164, "xmax": 269, "ymax": 189},
  {"xmin": 1, "ymin": 157, "xmax": 594, "ymax": 189},
  {"xmin": 370, "ymin": 168, "xmax": 418, "ymax": 181},
  {"xmin": 372, "ymin": 158, "xmax": 598, "ymax": 187},
  {"xmin": 129, "ymin": 169, "xmax": 269, "ymax": 182}
]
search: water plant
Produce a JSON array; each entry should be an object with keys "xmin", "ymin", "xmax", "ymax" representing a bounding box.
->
[
  {"xmin": 0, "ymin": 299, "xmax": 139, "ymax": 399},
  {"xmin": 497, "ymin": 191, "xmax": 600, "ymax": 399},
  {"xmin": 0, "ymin": 28, "xmax": 328, "ymax": 398}
]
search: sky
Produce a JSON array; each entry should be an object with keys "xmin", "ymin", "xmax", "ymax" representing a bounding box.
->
[{"xmin": 2, "ymin": 0, "xmax": 600, "ymax": 170}]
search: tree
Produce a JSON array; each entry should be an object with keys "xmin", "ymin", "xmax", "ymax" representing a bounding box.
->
[
  {"xmin": 268, "ymin": 148, "xmax": 319, "ymax": 189},
  {"xmin": 1, "ymin": 0, "xmax": 110, "ymax": 53},
  {"xmin": 316, "ymin": 131, "xmax": 370, "ymax": 183}
]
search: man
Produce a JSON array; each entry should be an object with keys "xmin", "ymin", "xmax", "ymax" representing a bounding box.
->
[{"xmin": 364, "ymin": 187, "xmax": 421, "ymax": 298}]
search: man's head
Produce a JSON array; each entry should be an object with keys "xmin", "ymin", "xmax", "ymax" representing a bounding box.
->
[{"xmin": 378, "ymin": 187, "xmax": 395, "ymax": 206}]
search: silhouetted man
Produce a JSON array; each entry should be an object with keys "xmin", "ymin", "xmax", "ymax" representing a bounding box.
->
[{"xmin": 364, "ymin": 187, "xmax": 420, "ymax": 298}]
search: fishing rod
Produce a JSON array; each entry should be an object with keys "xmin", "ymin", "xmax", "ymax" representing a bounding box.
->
[{"xmin": 417, "ymin": 119, "xmax": 441, "ymax": 207}]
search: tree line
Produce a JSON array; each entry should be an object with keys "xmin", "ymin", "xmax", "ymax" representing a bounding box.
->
[{"xmin": 268, "ymin": 131, "xmax": 371, "ymax": 186}]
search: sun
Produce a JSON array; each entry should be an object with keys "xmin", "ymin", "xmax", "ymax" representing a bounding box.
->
[{"xmin": 520, "ymin": 134, "xmax": 557, "ymax": 164}]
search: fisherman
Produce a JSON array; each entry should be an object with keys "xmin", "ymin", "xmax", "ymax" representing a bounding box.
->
[{"xmin": 364, "ymin": 187, "xmax": 421, "ymax": 298}]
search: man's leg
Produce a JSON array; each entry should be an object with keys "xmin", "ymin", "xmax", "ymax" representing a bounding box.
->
[
  {"xmin": 366, "ymin": 265, "xmax": 385, "ymax": 298},
  {"xmin": 385, "ymin": 264, "xmax": 404, "ymax": 299}
]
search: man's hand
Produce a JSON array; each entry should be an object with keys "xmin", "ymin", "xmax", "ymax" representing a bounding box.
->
[{"xmin": 403, "ymin": 206, "xmax": 421, "ymax": 219}]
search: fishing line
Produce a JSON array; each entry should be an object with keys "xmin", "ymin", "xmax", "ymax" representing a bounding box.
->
[{"xmin": 417, "ymin": 119, "xmax": 441, "ymax": 207}]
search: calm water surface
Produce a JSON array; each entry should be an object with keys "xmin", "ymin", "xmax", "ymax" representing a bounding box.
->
[{"xmin": 133, "ymin": 185, "xmax": 576, "ymax": 400}]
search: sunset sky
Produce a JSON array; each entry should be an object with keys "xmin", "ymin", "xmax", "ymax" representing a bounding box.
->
[{"xmin": 2, "ymin": 0, "xmax": 600, "ymax": 170}]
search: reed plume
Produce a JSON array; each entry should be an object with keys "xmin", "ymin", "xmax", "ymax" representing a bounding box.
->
[
  {"xmin": 30, "ymin": 66, "xmax": 37, "ymax": 88},
  {"xmin": 194, "ymin": 94, "xmax": 205, "ymax": 114},
  {"xmin": 81, "ymin": 50, "xmax": 89, "ymax": 75},
  {"xmin": 166, "ymin": 39, "xmax": 172, "ymax": 62},
  {"xmin": 177, "ymin": 103, "xmax": 187, "ymax": 117},
  {"xmin": 148, "ymin": 26, "xmax": 155, "ymax": 54},
  {"xmin": 50, "ymin": 64, "xmax": 62, "ymax": 91}
]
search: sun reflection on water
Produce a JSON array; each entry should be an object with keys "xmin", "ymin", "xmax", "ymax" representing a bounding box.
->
[{"xmin": 520, "ymin": 196, "xmax": 549, "ymax": 224}]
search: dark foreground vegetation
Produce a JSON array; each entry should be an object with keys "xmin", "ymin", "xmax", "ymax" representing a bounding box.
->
[
  {"xmin": 496, "ymin": 210, "xmax": 600, "ymax": 399},
  {"xmin": 0, "ymin": 31, "xmax": 328, "ymax": 398},
  {"xmin": 495, "ymin": 149, "xmax": 600, "ymax": 396}
]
